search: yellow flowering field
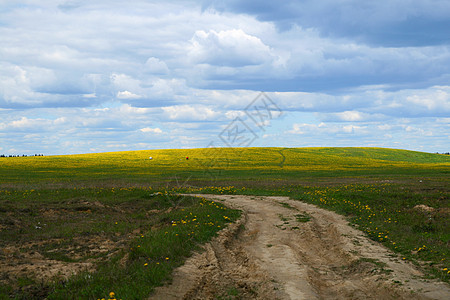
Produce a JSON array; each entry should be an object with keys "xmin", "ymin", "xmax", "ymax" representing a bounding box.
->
[{"xmin": 0, "ymin": 147, "xmax": 448, "ymax": 185}]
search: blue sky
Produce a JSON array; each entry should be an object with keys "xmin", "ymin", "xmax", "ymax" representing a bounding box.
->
[{"xmin": 0, "ymin": 0, "xmax": 449, "ymax": 155}]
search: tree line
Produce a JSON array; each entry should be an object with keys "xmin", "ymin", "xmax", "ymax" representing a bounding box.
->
[{"xmin": 0, "ymin": 154, "xmax": 44, "ymax": 158}]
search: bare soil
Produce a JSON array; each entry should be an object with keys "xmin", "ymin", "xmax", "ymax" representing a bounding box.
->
[
  {"xmin": 150, "ymin": 195, "xmax": 450, "ymax": 300},
  {"xmin": 0, "ymin": 237, "xmax": 121, "ymax": 286}
]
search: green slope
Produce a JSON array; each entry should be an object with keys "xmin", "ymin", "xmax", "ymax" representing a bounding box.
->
[{"xmin": 0, "ymin": 147, "xmax": 448, "ymax": 186}]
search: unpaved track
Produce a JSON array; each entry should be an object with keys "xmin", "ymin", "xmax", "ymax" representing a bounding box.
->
[{"xmin": 150, "ymin": 195, "xmax": 450, "ymax": 299}]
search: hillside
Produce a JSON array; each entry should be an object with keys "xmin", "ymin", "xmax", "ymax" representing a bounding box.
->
[{"xmin": 0, "ymin": 147, "xmax": 448, "ymax": 186}]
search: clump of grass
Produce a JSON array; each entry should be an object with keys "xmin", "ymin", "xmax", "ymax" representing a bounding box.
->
[
  {"xmin": 278, "ymin": 202, "xmax": 297, "ymax": 210},
  {"xmin": 278, "ymin": 214, "xmax": 290, "ymax": 222},
  {"xmin": 343, "ymin": 258, "xmax": 393, "ymax": 276},
  {"xmin": 295, "ymin": 213, "xmax": 311, "ymax": 223}
]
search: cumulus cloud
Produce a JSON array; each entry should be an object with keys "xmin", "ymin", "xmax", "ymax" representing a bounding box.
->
[
  {"xmin": 319, "ymin": 111, "xmax": 379, "ymax": 122},
  {"xmin": 117, "ymin": 91, "xmax": 143, "ymax": 99},
  {"xmin": 145, "ymin": 57, "xmax": 169, "ymax": 74},
  {"xmin": 188, "ymin": 29, "xmax": 276, "ymax": 67},
  {"xmin": 140, "ymin": 127, "xmax": 162, "ymax": 134},
  {"xmin": 162, "ymin": 105, "xmax": 220, "ymax": 121},
  {"xmin": 289, "ymin": 122, "xmax": 368, "ymax": 135}
]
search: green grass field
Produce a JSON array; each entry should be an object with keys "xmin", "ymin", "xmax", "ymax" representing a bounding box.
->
[
  {"xmin": 1, "ymin": 147, "xmax": 448, "ymax": 187},
  {"xmin": 0, "ymin": 147, "xmax": 449, "ymax": 299}
]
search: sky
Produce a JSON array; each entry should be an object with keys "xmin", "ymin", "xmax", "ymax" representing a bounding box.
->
[{"xmin": 0, "ymin": 0, "xmax": 449, "ymax": 155}]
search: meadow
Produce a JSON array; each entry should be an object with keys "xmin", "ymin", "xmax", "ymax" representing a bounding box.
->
[{"xmin": 0, "ymin": 147, "xmax": 449, "ymax": 299}]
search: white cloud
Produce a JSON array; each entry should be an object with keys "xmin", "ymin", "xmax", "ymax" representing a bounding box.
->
[
  {"xmin": 289, "ymin": 122, "xmax": 368, "ymax": 135},
  {"xmin": 111, "ymin": 74, "xmax": 141, "ymax": 93},
  {"xmin": 0, "ymin": 116, "xmax": 58, "ymax": 132},
  {"xmin": 224, "ymin": 110, "xmax": 246, "ymax": 119},
  {"xmin": 324, "ymin": 111, "xmax": 366, "ymax": 122},
  {"xmin": 378, "ymin": 124, "xmax": 392, "ymax": 130},
  {"xmin": 117, "ymin": 91, "xmax": 142, "ymax": 99},
  {"xmin": 140, "ymin": 127, "xmax": 162, "ymax": 134},
  {"xmin": 162, "ymin": 105, "xmax": 220, "ymax": 121},
  {"xmin": 188, "ymin": 29, "xmax": 276, "ymax": 67},
  {"xmin": 436, "ymin": 117, "xmax": 450, "ymax": 123},
  {"xmin": 118, "ymin": 104, "xmax": 151, "ymax": 114},
  {"xmin": 54, "ymin": 117, "xmax": 66, "ymax": 125},
  {"xmin": 145, "ymin": 57, "xmax": 169, "ymax": 74},
  {"xmin": 83, "ymin": 93, "xmax": 97, "ymax": 98},
  {"xmin": 405, "ymin": 86, "xmax": 450, "ymax": 111}
]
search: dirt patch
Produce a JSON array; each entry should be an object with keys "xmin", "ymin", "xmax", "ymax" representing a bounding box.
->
[
  {"xmin": 150, "ymin": 195, "xmax": 450, "ymax": 300},
  {"xmin": 414, "ymin": 204, "xmax": 435, "ymax": 213},
  {"xmin": 0, "ymin": 236, "xmax": 122, "ymax": 288}
]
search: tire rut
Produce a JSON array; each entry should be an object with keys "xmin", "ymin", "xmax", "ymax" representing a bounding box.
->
[{"xmin": 149, "ymin": 195, "xmax": 450, "ymax": 300}]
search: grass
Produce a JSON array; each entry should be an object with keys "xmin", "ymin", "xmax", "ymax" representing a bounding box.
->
[
  {"xmin": 49, "ymin": 196, "xmax": 239, "ymax": 300},
  {"xmin": 0, "ymin": 147, "xmax": 449, "ymax": 297},
  {"xmin": 343, "ymin": 257, "xmax": 393, "ymax": 276},
  {"xmin": 0, "ymin": 147, "xmax": 448, "ymax": 187},
  {"xmin": 0, "ymin": 189, "xmax": 240, "ymax": 299},
  {"xmin": 294, "ymin": 182, "xmax": 449, "ymax": 279},
  {"xmin": 278, "ymin": 202, "xmax": 297, "ymax": 210},
  {"xmin": 295, "ymin": 213, "xmax": 311, "ymax": 223}
]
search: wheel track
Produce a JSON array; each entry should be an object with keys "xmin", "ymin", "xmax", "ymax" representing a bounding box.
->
[{"xmin": 149, "ymin": 195, "xmax": 450, "ymax": 300}]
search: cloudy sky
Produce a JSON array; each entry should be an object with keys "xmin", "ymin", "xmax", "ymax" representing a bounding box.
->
[{"xmin": 1, "ymin": 0, "xmax": 449, "ymax": 155}]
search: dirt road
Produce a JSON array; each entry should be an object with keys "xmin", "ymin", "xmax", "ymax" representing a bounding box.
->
[{"xmin": 150, "ymin": 195, "xmax": 450, "ymax": 299}]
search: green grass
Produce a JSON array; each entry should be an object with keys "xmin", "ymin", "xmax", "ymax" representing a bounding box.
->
[
  {"xmin": 295, "ymin": 213, "xmax": 311, "ymax": 223},
  {"xmin": 0, "ymin": 189, "xmax": 240, "ymax": 299},
  {"xmin": 48, "ymin": 196, "xmax": 240, "ymax": 300},
  {"xmin": 0, "ymin": 147, "xmax": 448, "ymax": 187},
  {"xmin": 292, "ymin": 183, "xmax": 449, "ymax": 281},
  {"xmin": 0, "ymin": 147, "xmax": 449, "ymax": 297},
  {"xmin": 278, "ymin": 201, "xmax": 297, "ymax": 210}
]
